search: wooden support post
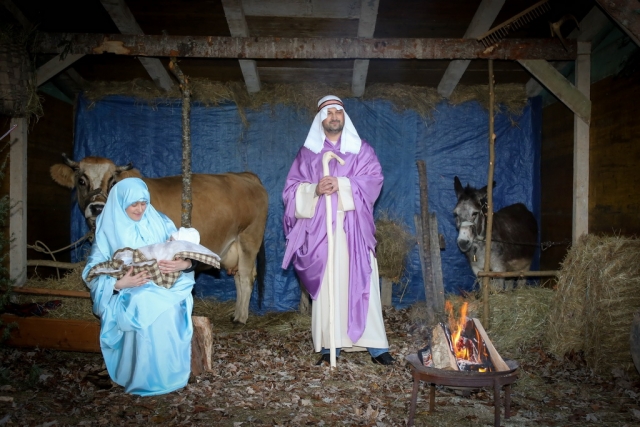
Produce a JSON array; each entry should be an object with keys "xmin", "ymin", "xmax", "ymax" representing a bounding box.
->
[
  {"xmin": 573, "ymin": 42, "xmax": 590, "ymax": 243},
  {"xmin": 299, "ymin": 286, "xmax": 311, "ymax": 315},
  {"xmin": 428, "ymin": 213, "xmax": 445, "ymax": 320},
  {"xmin": 380, "ymin": 277, "xmax": 393, "ymax": 307},
  {"xmin": 169, "ymin": 58, "xmax": 193, "ymax": 228},
  {"xmin": 481, "ymin": 60, "xmax": 496, "ymax": 328},
  {"xmin": 416, "ymin": 160, "xmax": 436, "ymax": 326},
  {"xmin": 190, "ymin": 316, "xmax": 213, "ymax": 377},
  {"xmin": 9, "ymin": 117, "xmax": 27, "ymax": 286}
]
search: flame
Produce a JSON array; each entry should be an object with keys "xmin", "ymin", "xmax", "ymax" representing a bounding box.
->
[{"xmin": 448, "ymin": 302, "xmax": 470, "ymax": 359}]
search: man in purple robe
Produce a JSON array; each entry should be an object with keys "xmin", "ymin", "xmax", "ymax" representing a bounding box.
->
[{"xmin": 282, "ymin": 95, "xmax": 395, "ymax": 366}]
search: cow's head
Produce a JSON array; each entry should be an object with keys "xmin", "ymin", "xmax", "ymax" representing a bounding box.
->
[{"xmin": 50, "ymin": 154, "xmax": 142, "ymax": 230}]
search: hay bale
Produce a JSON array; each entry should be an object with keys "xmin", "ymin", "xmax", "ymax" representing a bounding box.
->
[
  {"xmin": 375, "ymin": 214, "xmax": 413, "ymax": 282},
  {"xmin": 547, "ymin": 234, "xmax": 640, "ymax": 375}
]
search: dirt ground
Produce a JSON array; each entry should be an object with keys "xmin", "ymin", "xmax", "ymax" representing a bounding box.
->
[{"xmin": 1, "ymin": 306, "xmax": 640, "ymax": 426}]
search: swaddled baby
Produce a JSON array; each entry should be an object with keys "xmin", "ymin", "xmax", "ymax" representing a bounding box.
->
[{"xmin": 86, "ymin": 227, "xmax": 220, "ymax": 288}]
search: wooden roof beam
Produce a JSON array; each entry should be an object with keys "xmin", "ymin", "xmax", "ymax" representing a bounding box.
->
[
  {"xmin": 33, "ymin": 34, "xmax": 578, "ymax": 60},
  {"xmin": 518, "ymin": 42, "xmax": 591, "ymax": 125},
  {"xmin": 36, "ymin": 54, "xmax": 84, "ymax": 86},
  {"xmin": 2, "ymin": 0, "xmax": 82, "ymax": 93},
  {"xmin": 99, "ymin": 0, "xmax": 174, "ymax": 92},
  {"xmin": 242, "ymin": 0, "xmax": 361, "ymax": 19},
  {"xmin": 352, "ymin": 0, "xmax": 379, "ymax": 98},
  {"xmin": 437, "ymin": 0, "xmax": 505, "ymax": 99},
  {"xmin": 221, "ymin": 0, "xmax": 261, "ymax": 93},
  {"xmin": 596, "ymin": 0, "xmax": 640, "ymax": 47},
  {"xmin": 526, "ymin": 6, "xmax": 612, "ymax": 98}
]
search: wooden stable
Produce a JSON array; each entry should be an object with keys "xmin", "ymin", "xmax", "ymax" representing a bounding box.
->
[{"xmin": 2, "ymin": 1, "xmax": 640, "ymax": 364}]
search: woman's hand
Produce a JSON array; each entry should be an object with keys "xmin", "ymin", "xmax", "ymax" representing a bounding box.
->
[
  {"xmin": 316, "ymin": 176, "xmax": 339, "ymax": 196},
  {"xmin": 158, "ymin": 258, "xmax": 192, "ymax": 274},
  {"xmin": 115, "ymin": 267, "xmax": 150, "ymax": 290}
]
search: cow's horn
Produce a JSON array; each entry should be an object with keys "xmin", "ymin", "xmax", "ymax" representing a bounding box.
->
[
  {"xmin": 61, "ymin": 153, "xmax": 79, "ymax": 168},
  {"xmin": 116, "ymin": 162, "xmax": 134, "ymax": 172}
]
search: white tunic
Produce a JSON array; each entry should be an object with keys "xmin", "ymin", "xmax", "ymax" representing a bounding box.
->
[{"xmin": 295, "ymin": 178, "xmax": 389, "ymax": 353}]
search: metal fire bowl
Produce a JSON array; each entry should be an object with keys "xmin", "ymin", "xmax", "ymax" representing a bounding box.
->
[
  {"xmin": 406, "ymin": 354, "xmax": 520, "ymax": 427},
  {"xmin": 405, "ymin": 354, "xmax": 519, "ymax": 388}
]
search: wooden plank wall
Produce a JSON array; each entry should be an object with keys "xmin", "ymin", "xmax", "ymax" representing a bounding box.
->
[
  {"xmin": 1, "ymin": 93, "xmax": 74, "ymax": 279},
  {"xmin": 541, "ymin": 67, "xmax": 640, "ymax": 269}
]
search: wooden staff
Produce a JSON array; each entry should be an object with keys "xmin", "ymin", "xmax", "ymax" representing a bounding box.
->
[
  {"xmin": 322, "ymin": 151, "xmax": 344, "ymax": 369},
  {"xmin": 169, "ymin": 57, "xmax": 193, "ymax": 227},
  {"xmin": 482, "ymin": 59, "xmax": 496, "ymax": 327}
]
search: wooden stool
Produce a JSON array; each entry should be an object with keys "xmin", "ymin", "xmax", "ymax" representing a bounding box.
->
[{"xmin": 406, "ymin": 354, "xmax": 519, "ymax": 427}]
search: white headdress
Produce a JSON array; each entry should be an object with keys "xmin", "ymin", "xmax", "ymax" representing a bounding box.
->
[
  {"xmin": 303, "ymin": 95, "xmax": 361, "ymax": 154},
  {"xmin": 170, "ymin": 227, "xmax": 201, "ymax": 245}
]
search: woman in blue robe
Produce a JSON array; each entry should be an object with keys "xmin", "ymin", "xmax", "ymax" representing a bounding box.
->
[{"xmin": 82, "ymin": 178, "xmax": 195, "ymax": 396}]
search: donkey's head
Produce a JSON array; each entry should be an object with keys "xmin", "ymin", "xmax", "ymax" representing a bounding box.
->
[{"xmin": 453, "ymin": 176, "xmax": 494, "ymax": 253}]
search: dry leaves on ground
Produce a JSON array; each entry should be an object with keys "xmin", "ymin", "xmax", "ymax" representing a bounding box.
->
[{"xmin": 1, "ymin": 306, "xmax": 639, "ymax": 426}]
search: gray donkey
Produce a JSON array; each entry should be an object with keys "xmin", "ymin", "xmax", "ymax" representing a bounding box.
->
[{"xmin": 453, "ymin": 176, "xmax": 538, "ymax": 290}]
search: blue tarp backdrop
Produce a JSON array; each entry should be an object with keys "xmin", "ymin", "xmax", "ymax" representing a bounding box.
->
[{"xmin": 71, "ymin": 94, "xmax": 541, "ymax": 315}]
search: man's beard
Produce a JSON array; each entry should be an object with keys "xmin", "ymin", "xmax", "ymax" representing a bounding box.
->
[{"xmin": 323, "ymin": 120, "xmax": 344, "ymax": 134}]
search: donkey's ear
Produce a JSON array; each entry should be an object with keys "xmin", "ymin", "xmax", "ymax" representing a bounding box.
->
[
  {"xmin": 454, "ymin": 176, "xmax": 464, "ymax": 198},
  {"xmin": 478, "ymin": 181, "xmax": 496, "ymax": 197}
]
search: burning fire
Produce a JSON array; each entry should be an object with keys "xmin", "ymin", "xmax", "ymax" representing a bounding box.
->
[
  {"xmin": 446, "ymin": 301, "xmax": 469, "ymax": 359},
  {"xmin": 443, "ymin": 301, "xmax": 493, "ymax": 371}
]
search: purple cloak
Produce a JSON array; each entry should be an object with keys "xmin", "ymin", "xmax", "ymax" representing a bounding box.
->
[{"xmin": 282, "ymin": 138, "xmax": 383, "ymax": 342}]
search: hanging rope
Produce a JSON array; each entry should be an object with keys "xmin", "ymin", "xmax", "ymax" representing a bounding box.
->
[{"xmin": 27, "ymin": 231, "xmax": 93, "ymax": 280}]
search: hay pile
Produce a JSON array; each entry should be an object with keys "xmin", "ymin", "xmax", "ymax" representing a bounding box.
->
[
  {"xmin": 15, "ymin": 266, "xmax": 311, "ymax": 334},
  {"xmin": 374, "ymin": 214, "xmax": 414, "ymax": 282},
  {"xmin": 547, "ymin": 234, "xmax": 640, "ymax": 375},
  {"xmin": 0, "ymin": 26, "xmax": 42, "ymax": 119},
  {"xmin": 16, "ymin": 267, "xmax": 94, "ymax": 321},
  {"xmin": 442, "ymin": 285, "xmax": 554, "ymax": 360},
  {"xmin": 82, "ymin": 79, "xmax": 528, "ymax": 124}
]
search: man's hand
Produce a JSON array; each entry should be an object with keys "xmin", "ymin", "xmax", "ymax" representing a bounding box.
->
[
  {"xmin": 115, "ymin": 267, "xmax": 150, "ymax": 290},
  {"xmin": 316, "ymin": 176, "xmax": 339, "ymax": 196},
  {"xmin": 158, "ymin": 258, "xmax": 192, "ymax": 274}
]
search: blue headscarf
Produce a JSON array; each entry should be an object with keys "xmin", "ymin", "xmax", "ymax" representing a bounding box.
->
[{"xmin": 94, "ymin": 178, "xmax": 175, "ymax": 258}]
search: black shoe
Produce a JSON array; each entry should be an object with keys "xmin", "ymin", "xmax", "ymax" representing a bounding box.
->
[
  {"xmin": 371, "ymin": 352, "xmax": 395, "ymax": 366},
  {"xmin": 315, "ymin": 353, "xmax": 336, "ymax": 366}
]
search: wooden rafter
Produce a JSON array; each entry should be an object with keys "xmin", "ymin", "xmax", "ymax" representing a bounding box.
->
[
  {"xmin": 526, "ymin": 6, "xmax": 612, "ymax": 98},
  {"xmin": 99, "ymin": 0, "xmax": 173, "ymax": 92},
  {"xmin": 518, "ymin": 54, "xmax": 591, "ymax": 125},
  {"xmin": 221, "ymin": 0, "xmax": 261, "ymax": 93},
  {"xmin": 36, "ymin": 54, "xmax": 84, "ymax": 86},
  {"xmin": 2, "ymin": 0, "xmax": 80, "ymax": 92},
  {"xmin": 351, "ymin": 0, "xmax": 379, "ymax": 97},
  {"xmin": 596, "ymin": 0, "xmax": 640, "ymax": 47},
  {"xmin": 242, "ymin": 0, "xmax": 361, "ymax": 18},
  {"xmin": 34, "ymin": 34, "xmax": 578, "ymax": 60},
  {"xmin": 437, "ymin": 0, "xmax": 505, "ymax": 98}
]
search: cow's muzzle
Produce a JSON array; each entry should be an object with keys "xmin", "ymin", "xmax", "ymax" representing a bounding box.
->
[{"xmin": 89, "ymin": 203, "xmax": 104, "ymax": 217}]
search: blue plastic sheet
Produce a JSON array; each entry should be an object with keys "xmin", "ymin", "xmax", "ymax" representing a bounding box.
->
[{"xmin": 71, "ymin": 94, "xmax": 541, "ymax": 314}]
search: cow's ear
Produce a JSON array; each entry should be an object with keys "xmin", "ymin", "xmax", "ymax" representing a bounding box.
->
[
  {"xmin": 117, "ymin": 168, "xmax": 143, "ymax": 180},
  {"xmin": 50, "ymin": 164, "xmax": 76, "ymax": 188}
]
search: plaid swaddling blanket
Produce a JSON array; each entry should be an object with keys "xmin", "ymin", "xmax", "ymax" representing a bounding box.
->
[{"xmin": 85, "ymin": 240, "xmax": 221, "ymax": 289}]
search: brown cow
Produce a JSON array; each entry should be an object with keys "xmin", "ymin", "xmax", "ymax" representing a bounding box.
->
[{"xmin": 50, "ymin": 154, "xmax": 268, "ymax": 324}]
